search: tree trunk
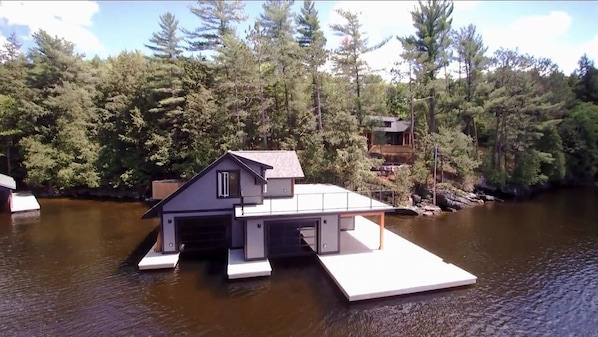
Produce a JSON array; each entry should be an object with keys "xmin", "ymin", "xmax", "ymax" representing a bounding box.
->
[
  {"xmin": 502, "ymin": 110, "xmax": 508, "ymax": 172},
  {"xmin": 259, "ymin": 61, "xmax": 266, "ymax": 149},
  {"xmin": 429, "ymin": 88, "xmax": 436, "ymax": 133},
  {"xmin": 355, "ymin": 66, "xmax": 362, "ymax": 125},
  {"xmin": 492, "ymin": 112, "xmax": 501, "ymax": 169},
  {"xmin": 472, "ymin": 116, "xmax": 479, "ymax": 158},
  {"xmin": 313, "ymin": 70, "xmax": 323, "ymax": 132}
]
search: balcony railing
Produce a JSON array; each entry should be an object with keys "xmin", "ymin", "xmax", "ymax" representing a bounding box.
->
[{"xmin": 239, "ymin": 189, "xmax": 396, "ymax": 216}]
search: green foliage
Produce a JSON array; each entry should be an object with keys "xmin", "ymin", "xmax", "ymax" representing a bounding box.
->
[
  {"xmin": 393, "ymin": 165, "xmax": 414, "ymax": 205},
  {"xmin": 0, "ymin": 2, "xmax": 595, "ymax": 196},
  {"xmin": 558, "ymin": 102, "xmax": 598, "ymax": 184},
  {"xmin": 19, "ymin": 30, "xmax": 100, "ymax": 188},
  {"xmin": 399, "ymin": 0, "xmax": 454, "ymax": 133},
  {"xmin": 433, "ymin": 126, "xmax": 480, "ymax": 186},
  {"xmin": 184, "ymin": 0, "xmax": 247, "ymax": 52},
  {"xmin": 537, "ymin": 122, "xmax": 566, "ymax": 183},
  {"xmin": 330, "ymin": 8, "xmax": 390, "ymax": 126}
]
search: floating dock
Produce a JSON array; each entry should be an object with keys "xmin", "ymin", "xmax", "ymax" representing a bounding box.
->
[
  {"xmin": 138, "ymin": 244, "xmax": 180, "ymax": 270},
  {"xmin": 227, "ymin": 249, "xmax": 272, "ymax": 279},
  {"xmin": 10, "ymin": 191, "xmax": 41, "ymax": 213},
  {"xmin": 317, "ymin": 216, "xmax": 477, "ymax": 301}
]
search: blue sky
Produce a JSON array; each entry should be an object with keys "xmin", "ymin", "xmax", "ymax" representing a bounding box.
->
[{"xmin": 1, "ymin": 1, "xmax": 597, "ymax": 77}]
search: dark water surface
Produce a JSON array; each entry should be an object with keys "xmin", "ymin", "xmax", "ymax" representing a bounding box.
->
[{"xmin": 1, "ymin": 189, "xmax": 597, "ymax": 337}]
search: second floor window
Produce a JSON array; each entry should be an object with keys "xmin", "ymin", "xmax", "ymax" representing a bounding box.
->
[
  {"xmin": 217, "ymin": 170, "xmax": 240, "ymax": 198},
  {"xmin": 384, "ymin": 121, "xmax": 392, "ymax": 128}
]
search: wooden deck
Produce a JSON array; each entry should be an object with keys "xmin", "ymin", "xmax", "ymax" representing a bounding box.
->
[
  {"xmin": 317, "ymin": 216, "xmax": 477, "ymax": 301},
  {"xmin": 369, "ymin": 144, "xmax": 413, "ymax": 155},
  {"xmin": 369, "ymin": 145, "xmax": 414, "ymax": 164}
]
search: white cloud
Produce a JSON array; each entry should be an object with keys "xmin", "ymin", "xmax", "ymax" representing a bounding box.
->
[
  {"xmin": 478, "ymin": 11, "xmax": 580, "ymax": 73},
  {"xmin": 325, "ymin": 1, "xmax": 480, "ymax": 80},
  {"xmin": 325, "ymin": 2, "xmax": 594, "ymax": 78},
  {"xmin": 0, "ymin": 1, "xmax": 103, "ymax": 55},
  {"xmin": 578, "ymin": 35, "xmax": 598, "ymax": 64}
]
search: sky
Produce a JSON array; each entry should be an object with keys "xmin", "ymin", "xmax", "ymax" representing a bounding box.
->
[{"xmin": 1, "ymin": 0, "xmax": 597, "ymax": 79}]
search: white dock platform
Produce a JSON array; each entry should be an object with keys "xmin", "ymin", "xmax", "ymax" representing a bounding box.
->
[
  {"xmin": 138, "ymin": 245, "xmax": 180, "ymax": 270},
  {"xmin": 318, "ymin": 216, "xmax": 477, "ymax": 301},
  {"xmin": 227, "ymin": 249, "xmax": 272, "ymax": 279},
  {"xmin": 10, "ymin": 191, "xmax": 40, "ymax": 213}
]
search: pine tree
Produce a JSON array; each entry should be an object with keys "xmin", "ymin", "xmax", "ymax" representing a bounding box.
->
[
  {"xmin": 399, "ymin": 0, "xmax": 454, "ymax": 133},
  {"xmin": 96, "ymin": 51, "xmax": 152, "ymax": 188},
  {"xmin": 184, "ymin": 0, "xmax": 247, "ymax": 52},
  {"xmin": 259, "ymin": 0, "xmax": 313, "ymax": 150},
  {"xmin": 572, "ymin": 54, "xmax": 598, "ymax": 104},
  {"xmin": 330, "ymin": 8, "xmax": 390, "ymax": 126},
  {"xmin": 20, "ymin": 30, "xmax": 100, "ymax": 189},
  {"xmin": 144, "ymin": 13, "xmax": 186, "ymax": 176},
  {"xmin": 144, "ymin": 12, "xmax": 184, "ymax": 59},
  {"xmin": 453, "ymin": 24, "xmax": 488, "ymax": 152},
  {"xmin": 297, "ymin": 0, "xmax": 327, "ymax": 132}
]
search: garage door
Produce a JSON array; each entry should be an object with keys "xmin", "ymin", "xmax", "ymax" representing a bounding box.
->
[
  {"xmin": 267, "ymin": 219, "xmax": 318, "ymax": 258},
  {"xmin": 176, "ymin": 215, "xmax": 231, "ymax": 252}
]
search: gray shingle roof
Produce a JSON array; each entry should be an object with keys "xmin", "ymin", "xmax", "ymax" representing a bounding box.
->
[
  {"xmin": 367, "ymin": 116, "xmax": 411, "ymax": 132},
  {"xmin": 231, "ymin": 150, "xmax": 305, "ymax": 179},
  {"xmin": 0, "ymin": 173, "xmax": 16, "ymax": 190}
]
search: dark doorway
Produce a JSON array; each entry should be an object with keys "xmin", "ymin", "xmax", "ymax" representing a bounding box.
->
[
  {"xmin": 175, "ymin": 215, "xmax": 231, "ymax": 252},
  {"xmin": 266, "ymin": 219, "xmax": 319, "ymax": 258}
]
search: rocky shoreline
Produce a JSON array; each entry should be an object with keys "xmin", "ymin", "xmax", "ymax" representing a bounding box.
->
[
  {"xmin": 393, "ymin": 177, "xmax": 584, "ymax": 217},
  {"xmin": 395, "ymin": 187, "xmax": 502, "ymax": 217}
]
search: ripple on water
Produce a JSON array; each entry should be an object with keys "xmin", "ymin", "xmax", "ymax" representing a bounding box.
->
[{"xmin": 1, "ymin": 192, "xmax": 598, "ymax": 337}]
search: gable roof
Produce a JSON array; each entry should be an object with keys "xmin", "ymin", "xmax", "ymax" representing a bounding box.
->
[
  {"xmin": 230, "ymin": 150, "xmax": 305, "ymax": 179},
  {"xmin": 0, "ymin": 173, "xmax": 16, "ymax": 190},
  {"xmin": 141, "ymin": 152, "xmax": 270, "ymax": 219},
  {"xmin": 367, "ymin": 116, "xmax": 411, "ymax": 133}
]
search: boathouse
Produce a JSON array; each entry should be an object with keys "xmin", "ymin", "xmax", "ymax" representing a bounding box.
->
[
  {"xmin": 141, "ymin": 150, "xmax": 392, "ymax": 257},
  {"xmin": 139, "ymin": 150, "xmax": 476, "ymax": 301}
]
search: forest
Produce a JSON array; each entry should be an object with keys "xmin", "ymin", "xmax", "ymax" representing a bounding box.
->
[{"xmin": 0, "ymin": 0, "xmax": 597, "ymax": 201}]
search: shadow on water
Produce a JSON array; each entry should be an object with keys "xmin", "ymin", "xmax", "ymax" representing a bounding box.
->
[{"xmin": 117, "ymin": 226, "xmax": 159, "ymax": 274}]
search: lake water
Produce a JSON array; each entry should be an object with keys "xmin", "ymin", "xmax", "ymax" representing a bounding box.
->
[{"xmin": 1, "ymin": 188, "xmax": 597, "ymax": 336}]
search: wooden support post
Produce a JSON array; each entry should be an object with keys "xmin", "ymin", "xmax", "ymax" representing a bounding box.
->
[
  {"xmin": 154, "ymin": 230, "xmax": 162, "ymax": 252},
  {"xmin": 379, "ymin": 213, "xmax": 385, "ymax": 250}
]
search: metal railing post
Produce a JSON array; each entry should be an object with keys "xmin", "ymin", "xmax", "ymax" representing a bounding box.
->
[
  {"xmin": 370, "ymin": 190, "xmax": 373, "ymax": 209},
  {"xmin": 346, "ymin": 192, "xmax": 349, "ymax": 210}
]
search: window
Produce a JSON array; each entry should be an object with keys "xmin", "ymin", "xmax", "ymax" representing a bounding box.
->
[
  {"xmin": 217, "ymin": 170, "xmax": 240, "ymax": 198},
  {"xmin": 383, "ymin": 121, "xmax": 392, "ymax": 128}
]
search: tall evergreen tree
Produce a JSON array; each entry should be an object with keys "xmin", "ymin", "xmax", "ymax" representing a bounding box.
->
[
  {"xmin": 144, "ymin": 12, "xmax": 184, "ymax": 59},
  {"xmin": 453, "ymin": 24, "xmax": 488, "ymax": 151},
  {"xmin": 96, "ymin": 51, "xmax": 152, "ymax": 188},
  {"xmin": 259, "ymin": 0, "xmax": 313, "ymax": 150},
  {"xmin": 399, "ymin": 0, "xmax": 454, "ymax": 133},
  {"xmin": 20, "ymin": 30, "xmax": 99, "ymax": 189},
  {"xmin": 297, "ymin": 0, "xmax": 327, "ymax": 132},
  {"xmin": 572, "ymin": 54, "xmax": 598, "ymax": 104},
  {"xmin": 330, "ymin": 8, "xmax": 390, "ymax": 126},
  {"xmin": 184, "ymin": 0, "xmax": 247, "ymax": 52},
  {"xmin": 145, "ymin": 13, "xmax": 186, "ymax": 176}
]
